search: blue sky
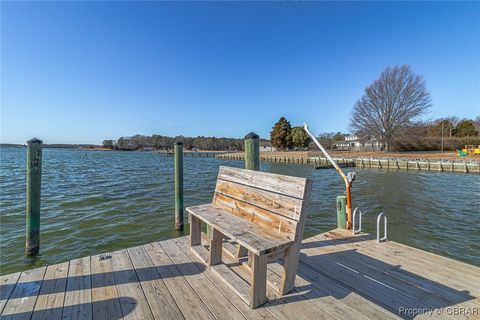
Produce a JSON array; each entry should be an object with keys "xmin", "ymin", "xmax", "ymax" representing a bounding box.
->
[{"xmin": 1, "ymin": 1, "xmax": 479, "ymax": 144}]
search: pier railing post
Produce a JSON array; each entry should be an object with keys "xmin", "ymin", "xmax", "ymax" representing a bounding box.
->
[
  {"xmin": 244, "ymin": 132, "xmax": 260, "ymax": 171},
  {"xmin": 26, "ymin": 138, "xmax": 43, "ymax": 255},
  {"xmin": 235, "ymin": 132, "xmax": 260, "ymax": 257},
  {"xmin": 174, "ymin": 141, "xmax": 184, "ymax": 232},
  {"xmin": 336, "ymin": 195, "xmax": 347, "ymax": 229}
]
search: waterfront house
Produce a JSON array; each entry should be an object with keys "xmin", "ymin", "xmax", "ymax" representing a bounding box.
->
[
  {"xmin": 260, "ymin": 141, "xmax": 276, "ymax": 152},
  {"xmin": 335, "ymin": 134, "xmax": 384, "ymax": 151}
]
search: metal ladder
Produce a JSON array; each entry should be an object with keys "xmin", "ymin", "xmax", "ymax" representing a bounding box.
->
[{"xmin": 352, "ymin": 207, "xmax": 388, "ymax": 243}]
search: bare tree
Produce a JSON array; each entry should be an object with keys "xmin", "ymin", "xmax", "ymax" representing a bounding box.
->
[
  {"xmin": 474, "ymin": 116, "xmax": 480, "ymax": 134},
  {"xmin": 350, "ymin": 65, "xmax": 432, "ymax": 151}
]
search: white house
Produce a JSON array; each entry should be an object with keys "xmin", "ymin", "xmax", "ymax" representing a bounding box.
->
[
  {"xmin": 260, "ymin": 141, "xmax": 276, "ymax": 152},
  {"xmin": 335, "ymin": 135, "xmax": 383, "ymax": 151}
]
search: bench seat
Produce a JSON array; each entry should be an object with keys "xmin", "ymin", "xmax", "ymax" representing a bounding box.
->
[
  {"xmin": 188, "ymin": 166, "xmax": 312, "ymax": 308},
  {"xmin": 187, "ymin": 204, "xmax": 294, "ymax": 255}
]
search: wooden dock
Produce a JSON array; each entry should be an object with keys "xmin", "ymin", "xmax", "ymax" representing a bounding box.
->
[
  {"xmin": 1, "ymin": 229, "xmax": 479, "ymax": 319},
  {"xmin": 159, "ymin": 151, "xmax": 227, "ymax": 158},
  {"xmin": 216, "ymin": 153, "xmax": 480, "ymax": 174}
]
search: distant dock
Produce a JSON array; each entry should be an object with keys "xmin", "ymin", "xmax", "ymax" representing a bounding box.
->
[
  {"xmin": 217, "ymin": 153, "xmax": 480, "ymax": 174},
  {"xmin": 159, "ymin": 150, "xmax": 228, "ymax": 158}
]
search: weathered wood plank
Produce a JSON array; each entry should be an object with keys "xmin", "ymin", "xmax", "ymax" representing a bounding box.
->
[
  {"xmin": 307, "ymin": 231, "xmax": 480, "ymax": 316},
  {"xmin": 213, "ymin": 193, "xmax": 298, "ymax": 239},
  {"xmin": 299, "ymin": 251, "xmax": 430, "ymax": 318},
  {"xmin": 215, "ymin": 179, "xmax": 304, "ymax": 220},
  {"xmin": 218, "ymin": 166, "xmax": 308, "ymax": 199},
  {"xmin": 161, "ymin": 239, "xmax": 247, "ymax": 320},
  {"xmin": 305, "ymin": 230, "xmax": 480, "ymax": 297},
  {"xmin": 187, "ymin": 204, "xmax": 293, "ymax": 255},
  {"xmin": 175, "ymin": 236, "xmax": 278, "ymax": 320},
  {"xmin": 386, "ymin": 240, "xmax": 479, "ymax": 277},
  {"xmin": 270, "ymin": 253, "xmax": 400, "ymax": 320},
  {"xmin": 0, "ymin": 272, "xmax": 21, "ymax": 314},
  {"xmin": 62, "ymin": 256, "xmax": 92, "ymax": 320},
  {"xmin": 211, "ymin": 261, "xmax": 251, "ymax": 305},
  {"xmin": 110, "ymin": 249, "xmax": 154, "ymax": 320},
  {"xmin": 144, "ymin": 242, "xmax": 214, "ymax": 320},
  {"xmin": 249, "ymin": 252, "xmax": 267, "ymax": 308},
  {"xmin": 208, "ymin": 229, "xmax": 223, "ymax": 266},
  {"xmin": 31, "ymin": 261, "xmax": 69, "ymax": 320},
  {"xmin": 219, "ymin": 243, "xmax": 333, "ymax": 320},
  {"xmin": 293, "ymin": 263, "xmax": 401, "ymax": 320},
  {"xmin": 190, "ymin": 214, "xmax": 201, "ymax": 246},
  {"xmin": 2, "ymin": 227, "xmax": 476, "ymax": 320},
  {"xmin": 317, "ymin": 247, "xmax": 474, "ymax": 318},
  {"xmin": 1, "ymin": 267, "xmax": 46, "ymax": 320},
  {"xmin": 127, "ymin": 245, "xmax": 184, "ymax": 320},
  {"xmin": 301, "ymin": 238, "xmax": 466, "ymax": 317},
  {"xmin": 279, "ymin": 244, "xmax": 300, "ymax": 295},
  {"xmin": 90, "ymin": 253, "xmax": 122, "ymax": 320},
  {"xmin": 320, "ymin": 229, "xmax": 479, "ymax": 280}
]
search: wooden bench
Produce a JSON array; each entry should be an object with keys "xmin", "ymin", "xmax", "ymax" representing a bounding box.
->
[{"xmin": 187, "ymin": 166, "xmax": 312, "ymax": 308}]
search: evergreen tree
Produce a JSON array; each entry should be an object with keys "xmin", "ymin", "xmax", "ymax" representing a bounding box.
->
[
  {"xmin": 270, "ymin": 117, "xmax": 292, "ymax": 150},
  {"xmin": 291, "ymin": 126, "xmax": 311, "ymax": 149},
  {"xmin": 455, "ymin": 119, "xmax": 478, "ymax": 137}
]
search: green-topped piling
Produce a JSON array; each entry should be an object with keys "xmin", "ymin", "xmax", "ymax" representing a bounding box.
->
[
  {"xmin": 244, "ymin": 132, "xmax": 260, "ymax": 171},
  {"xmin": 174, "ymin": 141, "xmax": 184, "ymax": 231},
  {"xmin": 336, "ymin": 195, "xmax": 347, "ymax": 229},
  {"xmin": 26, "ymin": 138, "xmax": 43, "ymax": 255}
]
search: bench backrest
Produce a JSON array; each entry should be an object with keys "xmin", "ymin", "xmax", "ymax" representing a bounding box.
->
[{"xmin": 212, "ymin": 166, "xmax": 312, "ymax": 242}]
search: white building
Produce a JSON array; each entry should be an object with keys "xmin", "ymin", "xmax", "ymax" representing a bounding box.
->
[
  {"xmin": 335, "ymin": 135, "xmax": 384, "ymax": 151},
  {"xmin": 260, "ymin": 141, "xmax": 276, "ymax": 152}
]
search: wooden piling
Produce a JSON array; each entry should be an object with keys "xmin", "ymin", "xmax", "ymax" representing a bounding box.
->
[
  {"xmin": 26, "ymin": 138, "xmax": 43, "ymax": 255},
  {"xmin": 336, "ymin": 196, "xmax": 347, "ymax": 229},
  {"xmin": 174, "ymin": 141, "xmax": 184, "ymax": 231},
  {"xmin": 244, "ymin": 132, "xmax": 260, "ymax": 170},
  {"xmin": 236, "ymin": 132, "xmax": 260, "ymax": 257}
]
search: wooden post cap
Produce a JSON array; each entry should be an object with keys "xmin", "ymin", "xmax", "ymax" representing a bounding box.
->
[
  {"xmin": 27, "ymin": 138, "xmax": 43, "ymax": 144},
  {"xmin": 244, "ymin": 132, "xmax": 259, "ymax": 140}
]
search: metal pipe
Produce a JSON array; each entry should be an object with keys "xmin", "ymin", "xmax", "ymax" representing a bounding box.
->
[
  {"xmin": 376, "ymin": 212, "xmax": 387, "ymax": 243},
  {"xmin": 304, "ymin": 123, "xmax": 355, "ymax": 229},
  {"xmin": 352, "ymin": 207, "xmax": 362, "ymax": 235},
  {"xmin": 303, "ymin": 123, "xmax": 348, "ymax": 181}
]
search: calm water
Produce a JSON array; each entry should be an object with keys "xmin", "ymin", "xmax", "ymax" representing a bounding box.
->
[{"xmin": 1, "ymin": 147, "xmax": 479, "ymax": 275}]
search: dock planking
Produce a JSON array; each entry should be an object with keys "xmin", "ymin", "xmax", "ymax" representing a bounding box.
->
[{"xmin": 1, "ymin": 229, "xmax": 479, "ymax": 320}]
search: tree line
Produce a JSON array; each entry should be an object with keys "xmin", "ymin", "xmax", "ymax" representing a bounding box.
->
[
  {"xmin": 269, "ymin": 114, "xmax": 479, "ymax": 152},
  {"xmin": 270, "ymin": 117, "xmax": 312, "ymax": 150},
  {"xmin": 393, "ymin": 117, "xmax": 480, "ymax": 151},
  {"xmin": 268, "ymin": 65, "xmax": 478, "ymax": 153},
  {"xmin": 102, "ymin": 134, "xmax": 245, "ymax": 151},
  {"xmin": 349, "ymin": 65, "xmax": 479, "ymax": 151}
]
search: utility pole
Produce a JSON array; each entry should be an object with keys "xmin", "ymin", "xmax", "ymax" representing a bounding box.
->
[{"xmin": 441, "ymin": 123, "xmax": 444, "ymax": 153}]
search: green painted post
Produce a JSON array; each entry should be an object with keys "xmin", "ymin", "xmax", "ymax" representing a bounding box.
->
[
  {"xmin": 336, "ymin": 195, "xmax": 347, "ymax": 229},
  {"xmin": 26, "ymin": 138, "xmax": 43, "ymax": 255},
  {"xmin": 174, "ymin": 141, "xmax": 184, "ymax": 231},
  {"xmin": 236, "ymin": 132, "xmax": 260, "ymax": 257},
  {"xmin": 244, "ymin": 132, "xmax": 260, "ymax": 171}
]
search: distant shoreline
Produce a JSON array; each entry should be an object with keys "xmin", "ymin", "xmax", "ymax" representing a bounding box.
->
[
  {"xmin": 0, "ymin": 144, "xmax": 229, "ymax": 153},
  {"xmin": 1, "ymin": 143, "xmax": 102, "ymax": 149}
]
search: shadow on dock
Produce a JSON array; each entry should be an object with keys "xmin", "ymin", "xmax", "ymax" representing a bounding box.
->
[
  {"xmin": 293, "ymin": 249, "xmax": 475, "ymax": 319},
  {"xmin": 0, "ymin": 298, "xmax": 136, "ymax": 320},
  {"xmin": 1, "ymin": 232, "xmax": 478, "ymax": 319},
  {"xmin": 0, "ymin": 263, "xmax": 204, "ymax": 299}
]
